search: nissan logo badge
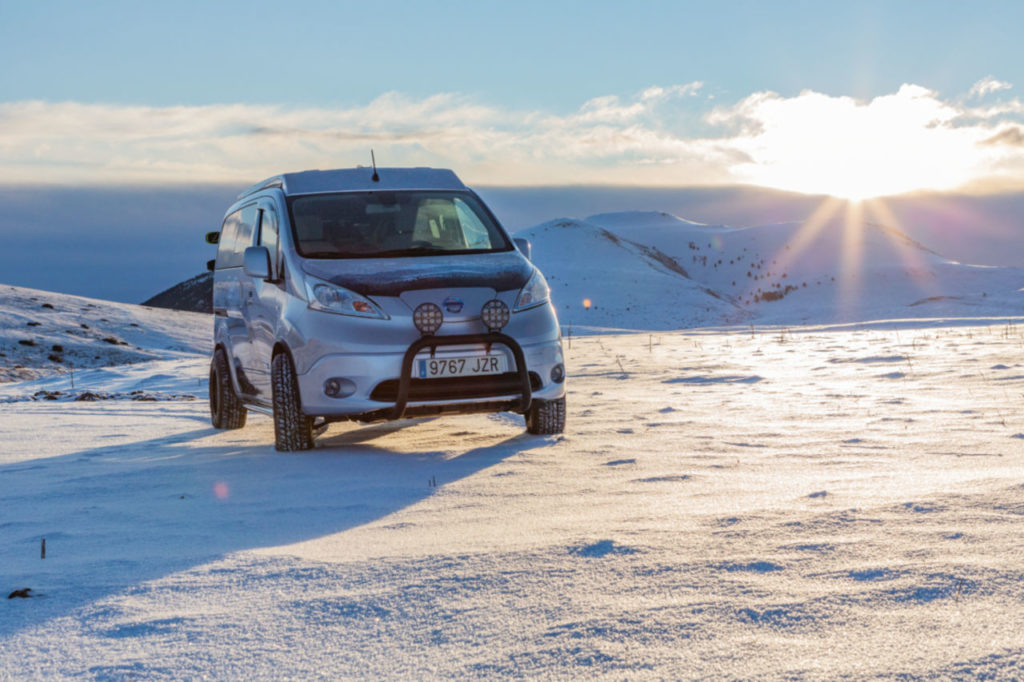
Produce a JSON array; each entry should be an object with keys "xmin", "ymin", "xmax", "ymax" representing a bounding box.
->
[{"xmin": 443, "ymin": 296, "xmax": 464, "ymax": 314}]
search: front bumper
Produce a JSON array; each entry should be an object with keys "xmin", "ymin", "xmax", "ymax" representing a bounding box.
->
[{"xmin": 296, "ymin": 334, "xmax": 565, "ymax": 420}]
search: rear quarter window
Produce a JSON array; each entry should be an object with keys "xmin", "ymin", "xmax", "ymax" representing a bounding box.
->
[{"xmin": 215, "ymin": 204, "xmax": 258, "ymax": 269}]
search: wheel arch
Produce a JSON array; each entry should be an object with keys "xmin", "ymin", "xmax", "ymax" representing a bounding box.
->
[
  {"xmin": 272, "ymin": 340, "xmax": 294, "ymax": 365},
  {"xmin": 212, "ymin": 342, "xmax": 243, "ymax": 396}
]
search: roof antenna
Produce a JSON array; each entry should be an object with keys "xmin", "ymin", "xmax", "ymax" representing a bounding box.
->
[{"xmin": 370, "ymin": 149, "xmax": 380, "ymax": 182}]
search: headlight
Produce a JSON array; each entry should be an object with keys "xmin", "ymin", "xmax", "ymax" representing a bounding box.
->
[
  {"xmin": 304, "ymin": 276, "xmax": 388, "ymax": 319},
  {"xmin": 514, "ymin": 269, "xmax": 550, "ymax": 311}
]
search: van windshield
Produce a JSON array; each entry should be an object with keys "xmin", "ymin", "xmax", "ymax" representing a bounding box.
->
[{"xmin": 286, "ymin": 191, "xmax": 512, "ymax": 258}]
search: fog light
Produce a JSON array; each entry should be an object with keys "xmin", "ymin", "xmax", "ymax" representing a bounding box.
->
[
  {"xmin": 413, "ymin": 302, "xmax": 443, "ymax": 335},
  {"xmin": 480, "ymin": 299, "xmax": 510, "ymax": 332},
  {"xmin": 550, "ymin": 363, "xmax": 565, "ymax": 384},
  {"xmin": 323, "ymin": 377, "xmax": 356, "ymax": 398}
]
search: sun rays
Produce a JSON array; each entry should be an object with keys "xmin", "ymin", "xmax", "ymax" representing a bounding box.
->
[{"xmin": 756, "ymin": 194, "xmax": 947, "ymax": 317}]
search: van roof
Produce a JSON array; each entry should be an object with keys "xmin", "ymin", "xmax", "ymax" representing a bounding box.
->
[{"xmin": 238, "ymin": 167, "xmax": 468, "ymax": 199}]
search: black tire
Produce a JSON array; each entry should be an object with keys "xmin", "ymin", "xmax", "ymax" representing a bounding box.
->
[
  {"xmin": 525, "ymin": 397, "xmax": 566, "ymax": 435},
  {"xmin": 271, "ymin": 352, "xmax": 314, "ymax": 452},
  {"xmin": 210, "ymin": 349, "xmax": 247, "ymax": 430}
]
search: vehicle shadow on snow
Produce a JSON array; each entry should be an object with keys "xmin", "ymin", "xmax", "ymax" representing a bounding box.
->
[{"xmin": 1, "ymin": 415, "xmax": 546, "ymax": 636}]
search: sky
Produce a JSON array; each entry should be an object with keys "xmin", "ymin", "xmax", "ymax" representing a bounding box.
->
[{"xmin": 3, "ymin": 0, "xmax": 1024, "ymax": 199}]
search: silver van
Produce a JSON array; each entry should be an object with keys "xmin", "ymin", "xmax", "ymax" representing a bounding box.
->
[{"xmin": 207, "ymin": 167, "xmax": 566, "ymax": 451}]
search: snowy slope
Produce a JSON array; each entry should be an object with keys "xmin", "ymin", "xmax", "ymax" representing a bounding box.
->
[
  {"xmin": 0, "ymin": 284, "xmax": 210, "ymax": 390},
  {"xmin": 582, "ymin": 211, "xmax": 1024, "ymax": 326},
  {"xmin": 518, "ymin": 218, "xmax": 747, "ymax": 331},
  {"xmin": 3, "ymin": 320, "xmax": 1024, "ymax": 678}
]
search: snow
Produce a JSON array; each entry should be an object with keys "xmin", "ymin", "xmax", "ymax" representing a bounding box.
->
[
  {"xmin": 576, "ymin": 210, "xmax": 1024, "ymax": 327},
  {"xmin": 3, "ymin": 210, "xmax": 1024, "ymax": 678},
  {"xmin": 0, "ymin": 284, "xmax": 209, "ymax": 384}
]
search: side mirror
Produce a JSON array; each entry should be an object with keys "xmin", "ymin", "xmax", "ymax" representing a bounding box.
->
[
  {"xmin": 514, "ymin": 237, "xmax": 532, "ymax": 261},
  {"xmin": 205, "ymin": 231, "xmax": 220, "ymax": 245},
  {"xmin": 243, "ymin": 246, "xmax": 271, "ymax": 280}
]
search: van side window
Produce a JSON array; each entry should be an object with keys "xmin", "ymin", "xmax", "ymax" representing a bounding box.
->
[
  {"xmin": 215, "ymin": 204, "xmax": 259, "ymax": 269},
  {"xmin": 215, "ymin": 210, "xmax": 241, "ymax": 269},
  {"xmin": 235, "ymin": 205, "xmax": 258, "ymax": 258},
  {"xmin": 258, "ymin": 207, "xmax": 280, "ymax": 279}
]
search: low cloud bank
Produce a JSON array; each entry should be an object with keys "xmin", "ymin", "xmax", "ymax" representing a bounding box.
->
[{"xmin": 2, "ymin": 79, "xmax": 1023, "ymax": 196}]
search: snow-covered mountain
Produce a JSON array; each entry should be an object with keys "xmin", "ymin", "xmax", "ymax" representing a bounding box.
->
[
  {"xmin": 521, "ymin": 210, "xmax": 1024, "ymax": 328},
  {"xmin": 517, "ymin": 218, "xmax": 747, "ymax": 331}
]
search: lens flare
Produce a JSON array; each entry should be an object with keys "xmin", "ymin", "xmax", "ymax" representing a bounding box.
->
[{"xmin": 213, "ymin": 482, "xmax": 229, "ymax": 500}]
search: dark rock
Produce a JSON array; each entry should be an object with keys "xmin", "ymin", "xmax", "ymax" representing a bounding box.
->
[{"xmin": 143, "ymin": 272, "xmax": 213, "ymax": 314}]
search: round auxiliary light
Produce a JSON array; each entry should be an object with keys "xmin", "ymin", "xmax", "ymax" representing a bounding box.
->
[
  {"xmin": 480, "ymin": 299, "xmax": 510, "ymax": 333},
  {"xmin": 413, "ymin": 302, "xmax": 443, "ymax": 335}
]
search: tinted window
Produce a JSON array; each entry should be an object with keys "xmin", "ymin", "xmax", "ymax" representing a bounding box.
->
[
  {"xmin": 258, "ymin": 206, "xmax": 280, "ymax": 278},
  {"xmin": 215, "ymin": 210, "xmax": 241, "ymax": 269},
  {"xmin": 286, "ymin": 191, "xmax": 511, "ymax": 259},
  {"xmin": 215, "ymin": 204, "xmax": 258, "ymax": 269}
]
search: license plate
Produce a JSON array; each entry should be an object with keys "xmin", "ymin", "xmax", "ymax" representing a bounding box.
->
[{"xmin": 418, "ymin": 354, "xmax": 508, "ymax": 378}]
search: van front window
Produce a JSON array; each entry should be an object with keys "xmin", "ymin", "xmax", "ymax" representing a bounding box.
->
[{"xmin": 287, "ymin": 191, "xmax": 511, "ymax": 258}]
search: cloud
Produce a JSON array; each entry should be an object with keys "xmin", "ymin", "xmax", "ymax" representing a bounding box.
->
[
  {"xmin": 706, "ymin": 84, "xmax": 1024, "ymax": 197},
  {"xmin": 969, "ymin": 76, "xmax": 1013, "ymax": 99},
  {"xmin": 980, "ymin": 125, "xmax": 1024, "ymax": 147},
  {"xmin": 1, "ymin": 80, "xmax": 1023, "ymax": 196},
  {"xmin": 0, "ymin": 84, "xmax": 731, "ymax": 187}
]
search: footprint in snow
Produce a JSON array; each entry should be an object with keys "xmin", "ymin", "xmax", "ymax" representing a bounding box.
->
[
  {"xmin": 722, "ymin": 561, "xmax": 784, "ymax": 573},
  {"xmin": 568, "ymin": 540, "xmax": 639, "ymax": 558}
]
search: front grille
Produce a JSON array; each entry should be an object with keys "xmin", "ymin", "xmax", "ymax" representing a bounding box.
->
[{"xmin": 370, "ymin": 372, "xmax": 542, "ymax": 403}]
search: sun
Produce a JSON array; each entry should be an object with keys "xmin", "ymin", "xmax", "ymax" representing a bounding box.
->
[
  {"xmin": 748, "ymin": 153, "xmax": 969, "ymax": 202},
  {"xmin": 729, "ymin": 86, "xmax": 984, "ymax": 201}
]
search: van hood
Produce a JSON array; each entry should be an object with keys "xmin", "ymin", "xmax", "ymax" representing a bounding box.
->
[{"xmin": 300, "ymin": 250, "xmax": 534, "ymax": 297}]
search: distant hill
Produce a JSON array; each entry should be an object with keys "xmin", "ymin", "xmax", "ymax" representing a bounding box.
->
[
  {"xmin": 142, "ymin": 273, "xmax": 212, "ymax": 314},
  {"xmin": 0, "ymin": 283, "xmax": 210, "ymax": 383},
  {"xmin": 573, "ymin": 210, "xmax": 1024, "ymax": 326},
  {"xmin": 517, "ymin": 218, "xmax": 748, "ymax": 330}
]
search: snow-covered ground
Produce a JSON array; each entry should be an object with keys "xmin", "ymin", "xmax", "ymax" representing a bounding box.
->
[{"xmin": 3, "ymin": 211, "xmax": 1024, "ymax": 678}]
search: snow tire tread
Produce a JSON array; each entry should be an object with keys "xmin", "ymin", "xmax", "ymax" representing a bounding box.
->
[
  {"xmin": 211, "ymin": 349, "xmax": 247, "ymax": 430},
  {"xmin": 272, "ymin": 352, "xmax": 314, "ymax": 452},
  {"xmin": 526, "ymin": 396, "xmax": 566, "ymax": 435}
]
